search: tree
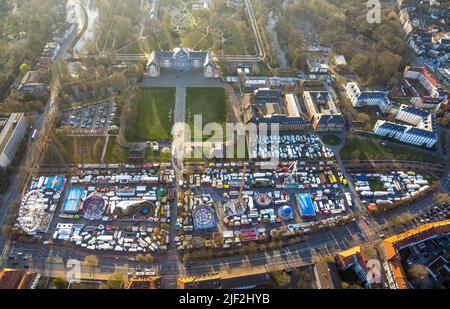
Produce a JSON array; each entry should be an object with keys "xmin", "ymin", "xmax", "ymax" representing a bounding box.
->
[
  {"xmin": 136, "ymin": 254, "xmax": 144, "ymax": 262},
  {"xmin": 350, "ymin": 54, "xmax": 370, "ymax": 77},
  {"xmin": 106, "ymin": 272, "xmax": 126, "ymax": 289},
  {"xmin": 341, "ymin": 281, "xmax": 363, "ymax": 289},
  {"xmin": 143, "ymin": 254, "xmax": 154, "ymax": 263},
  {"xmin": 182, "ymin": 253, "xmax": 191, "ymax": 263},
  {"xmin": 84, "ymin": 255, "xmax": 99, "ymax": 277},
  {"xmin": 270, "ymin": 270, "xmax": 292, "ymax": 288},
  {"xmin": 434, "ymin": 192, "xmax": 450, "ymax": 205},
  {"xmin": 0, "ymin": 167, "xmax": 9, "ymax": 193},
  {"xmin": 362, "ymin": 246, "xmax": 378, "ymax": 259},
  {"xmin": 296, "ymin": 270, "xmax": 313, "ymax": 289},
  {"xmin": 408, "ymin": 264, "xmax": 430, "ymax": 288},
  {"xmin": 53, "ymin": 277, "xmax": 67, "ymax": 289}
]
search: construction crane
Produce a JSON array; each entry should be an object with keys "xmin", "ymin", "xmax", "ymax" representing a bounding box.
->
[
  {"xmin": 283, "ymin": 161, "xmax": 298, "ymax": 187},
  {"xmin": 237, "ymin": 166, "xmax": 247, "ymax": 209}
]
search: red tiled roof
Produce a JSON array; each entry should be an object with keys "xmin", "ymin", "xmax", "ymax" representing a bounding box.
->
[{"xmin": 406, "ymin": 66, "xmax": 439, "ymax": 87}]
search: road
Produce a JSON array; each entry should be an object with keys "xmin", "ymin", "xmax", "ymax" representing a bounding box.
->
[
  {"xmin": 2, "ymin": 150, "xmax": 448, "ymax": 285},
  {"xmin": 1, "ymin": 0, "xmax": 449, "ymax": 288},
  {"xmin": 218, "ymin": 0, "xmax": 266, "ymax": 62},
  {"xmin": 0, "ymin": 0, "xmax": 87, "ymax": 267},
  {"xmin": 1, "ymin": 193, "xmax": 445, "ymax": 287}
]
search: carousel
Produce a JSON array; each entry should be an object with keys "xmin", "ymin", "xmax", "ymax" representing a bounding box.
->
[
  {"xmin": 81, "ymin": 194, "xmax": 107, "ymax": 220},
  {"xmin": 254, "ymin": 192, "xmax": 273, "ymax": 208},
  {"xmin": 192, "ymin": 204, "xmax": 216, "ymax": 230}
]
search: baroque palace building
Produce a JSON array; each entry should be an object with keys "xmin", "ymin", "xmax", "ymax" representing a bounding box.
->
[{"xmin": 146, "ymin": 46, "xmax": 217, "ymax": 78}]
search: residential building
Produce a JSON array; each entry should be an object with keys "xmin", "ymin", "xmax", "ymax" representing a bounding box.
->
[
  {"xmin": 335, "ymin": 246, "xmax": 375, "ymax": 289},
  {"xmin": 125, "ymin": 276, "xmax": 162, "ymax": 289},
  {"xmin": 0, "ymin": 269, "xmax": 41, "ymax": 289},
  {"xmin": 220, "ymin": 272, "xmax": 272, "ymax": 289},
  {"xmin": 334, "ymin": 55, "xmax": 347, "ymax": 66},
  {"xmin": 146, "ymin": 46, "xmax": 217, "ymax": 78},
  {"xmin": 314, "ymin": 262, "xmax": 341, "ymax": 289},
  {"xmin": 177, "ymin": 271, "xmax": 272, "ymax": 289},
  {"xmin": 302, "ymin": 91, "xmax": 345, "ymax": 131},
  {"xmin": 41, "ymin": 42, "xmax": 61, "ymax": 62},
  {"xmin": 404, "ymin": 67, "xmax": 439, "ymax": 96},
  {"xmin": 0, "ymin": 113, "xmax": 28, "ymax": 168},
  {"xmin": 410, "ymin": 96, "xmax": 444, "ymax": 111},
  {"xmin": 380, "ymin": 220, "xmax": 450, "ymax": 289},
  {"xmin": 404, "ymin": 66, "xmax": 447, "ymax": 110},
  {"xmin": 373, "ymin": 105, "xmax": 438, "ymax": 148},
  {"xmin": 0, "ymin": 269, "xmax": 24, "ymax": 289},
  {"xmin": 345, "ymin": 82, "xmax": 390, "ymax": 112},
  {"xmin": 17, "ymin": 271, "xmax": 41, "ymax": 289},
  {"xmin": 241, "ymin": 89, "xmax": 308, "ymax": 131},
  {"xmin": 426, "ymin": 256, "xmax": 450, "ymax": 282},
  {"xmin": 306, "ymin": 58, "xmax": 328, "ymax": 74},
  {"xmin": 177, "ymin": 274, "xmax": 221, "ymax": 289},
  {"xmin": 17, "ymin": 71, "xmax": 46, "ymax": 96}
]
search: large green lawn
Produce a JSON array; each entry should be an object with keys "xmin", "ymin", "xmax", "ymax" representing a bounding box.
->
[
  {"xmin": 185, "ymin": 87, "xmax": 226, "ymax": 140},
  {"xmin": 46, "ymin": 135, "xmax": 106, "ymax": 164},
  {"xmin": 321, "ymin": 134, "xmax": 342, "ymax": 146},
  {"xmin": 340, "ymin": 138, "xmax": 444, "ymax": 163},
  {"xmin": 104, "ymin": 136, "xmax": 171, "ymax": 163},
  {"xmin": 127, "ymin": 87, "xmax": 176, "ymax": 142}
]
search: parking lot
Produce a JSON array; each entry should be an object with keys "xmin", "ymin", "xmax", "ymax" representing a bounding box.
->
[
  {"xmin": 350, "ymin": 171, "xmax": 433, "ymax": 211},
  {"xmin": 174, "ymin": 134, "xmax": 355, "ymax": 251},
  {"xmin": 412, "ymin": 203, "xmax": 450, "ymax": 225},
  {"xmin": 60, "ymin": 101, "xmax": 116, "ymax": 133}
]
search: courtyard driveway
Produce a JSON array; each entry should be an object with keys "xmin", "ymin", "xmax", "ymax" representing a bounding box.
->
[{"xmin": 140, "ymin": 69, "xmax": 223, "ymax": 168}]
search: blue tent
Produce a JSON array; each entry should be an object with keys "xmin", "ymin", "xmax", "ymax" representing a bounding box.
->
[{"xmin": 296, "ymin": 193, "xmax": 316, "ymax": 217}]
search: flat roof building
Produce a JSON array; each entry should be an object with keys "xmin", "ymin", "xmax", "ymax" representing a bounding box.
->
[
  {"xmin": 345, "ymin": 82, "xmax": 390, "ymax": 112},
  {"xmin": 0, "ymin": 269, "xmax": 24, "ymax": 289},
  {"xmin": 177, "ymin": 274, "xmax": 221, "ymax": 289},
  {"xmin": 242, "ymin": 89, "xmax": 307, "ymax": 131},
  {"xmin": 381, "ymin": 220, "xmax": 450, "ymax": 289},
  {"xmin": 303, "ymin": 91, "xmax": 345, "ymax": 131},
  {"xmin": 177, "ymin": 271, "xmax": 272, "ymax": 289},
  {"xmin": 17, "ymin": 71, "xmax": 46, "ymax": 96},
  {"xmin": 17, "ymin": 271, "xmax": 41, "ymax": 289},
  {"xmin": 0, "ymin": 113, "xmax": 28, "ymax": 168},
  {"xmin": 373, "ymin": 104, "xmax": 438, "ymax": 148},
  {"xmin": 125, "ymin": 276, "xmax": 162, "ymax": 289}
]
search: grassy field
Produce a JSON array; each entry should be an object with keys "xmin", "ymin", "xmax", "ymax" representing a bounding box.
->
[
  {"xmin": 47, "ymin": 135, "xmax": 106, "ymax": 164},
  {"xmin": 104, "ymin": 136, "xmax": 172, "ymax": 163},
  {"xmin": 185, "ymin": 87, "xmax": 226, "ymax": 140},
  {"xmin": 368, "ymin": 179, "xmax": 384, "ymax": 191},
  {"xmin": 126, "ymin": 87, "xmax": 176, "ymax": 142},
  {"xmin": 340, "ymin": 138, "xmax": 444, "ymax": 163},
  {"xmin": 104, "ymin": 136, "xmax": 128, "ymax": 163},
  {"xmin": 142, "ymin": 5, "xmax": 254, "ymax": 56},
  {"xmin": 321, "ymin": 134, "xmax": 342, "ymax": 146}
]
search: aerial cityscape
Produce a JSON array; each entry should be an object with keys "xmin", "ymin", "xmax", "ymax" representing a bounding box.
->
[{"xmin": 0, "ymin": 0, "xmax": 449, "ymax": 294}]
